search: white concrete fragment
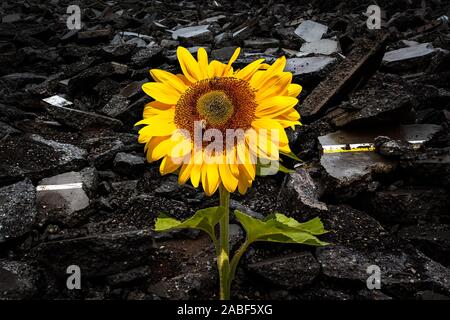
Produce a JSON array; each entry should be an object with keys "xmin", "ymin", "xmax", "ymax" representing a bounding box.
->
[
  {"xmin": 294, "ymin": 20, "xmax": 328, "ymax": 42},
  {"xmin": 42, "ymin": 95, "xmax": 73, "ymax": 108},
  {"xmin": 383, "ymin": 43, "xmax": 436, "ymax": 63},
  {"xmin": 285, "ymin": 56, "xmax": 336, "ymax": 75},
  {"xmin": 300, "ymin": 39, "xmax": 339, "ymax": 55},
  {"xmin": 171, "ymin": 25, "xmax": 211, "ymax": 40}
]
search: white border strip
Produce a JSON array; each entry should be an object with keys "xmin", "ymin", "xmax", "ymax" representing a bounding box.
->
[{"xmin": 36, "ymin": 183, "xmax": 83, "ymax": 191}]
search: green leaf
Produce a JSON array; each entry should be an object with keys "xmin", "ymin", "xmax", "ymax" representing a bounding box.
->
[
  {"xmin": 154, "ymin": 206, "xmax": 226, "ymax": 240},
  {"xmin": 278, "ymin": 163, "xmax": 294, "ymax": 173},
  {"xmin": 280, "ymin": 150, "xmax": 301, "ymax": 162},
  {"xmin": 274, "ymin": 213, "xmax": 328, "ymax": 235},
  {"xmin": 234, "ymin": 210, "xmax": 328, "ymax": 246}
]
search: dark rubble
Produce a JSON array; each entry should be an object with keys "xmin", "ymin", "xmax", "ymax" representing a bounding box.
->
[{"xmin": 0, "ymin": 0, "xmax": 450, "ymax": 300}]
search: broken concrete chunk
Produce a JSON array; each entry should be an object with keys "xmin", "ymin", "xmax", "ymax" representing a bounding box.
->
[
  {"xmin": 0, "ymin": 260, "xmax": 38, "ymax": 299},
  {"xmin": 294, "ymin": 20, "xmax": 328, "ymax": 42},
  {"xmin": 327, "ymin": 74, "xmax": 414, "ymax": 127},
  {"xmin": 399, "ymin": 224, "xmax": 450, "ymax": 267},
  {"xmin": 383, "ymin": 43, "xmax": 437, "ymax": 63},
  {"xmin": 131, "ymin": 43, "xmax": 162, "ymax": 68},
  {"xmin": 278, "ymin": 167, "xmax": 327, "ymax": 215},
  {"xmin": 285, "ymin": 56, "xmax": 336, "ymax": 75},
  {"xmin": 243, "ymin": 38, "xmax": 280, "ymax": 49},
  {"xmin": 0, "ymin": 134, "xmax": 86, "ymax": 185},
  {"xmin": 45, "ymin": 102, "xmax": 123, "ymax": 131},
  {"xmin": 247, "ymin": 252, "xmax": 320, "ymax": 289},
  {"xmin": 101, "ymin": 95, "xmax": 130, "ymax": 118},
  {"xmin": 2, "ymin": 13, "xmax": 21, "ymax": 23},
  {"xmin": 78, "ymin": 28, "xmax": 112, "ymax": 41},
  {"xmin": 113, "ymin": 152, "xmax": 145, "ymax": 176},
  {"xmin": 300, "ymin": 39, "xmax": 339, "ymax": 55},
  {"xmin": 318, "ymin": 125, "xmax": 441, "ymax": 199},
  {"xmin": 42, "ymin": 95, "xmax": 73, "ymax": 108},
  {"xmin": 300, "ymin": 34, "xmax": 388, "ymax": 120},
  {"xmin": 0, "ymin": 179, "xmax": 37, "ymax": 241},
  {"xmin": 36, "ymin": 171, "xmax": 91, "ymax": 226},
  {"xmin": 171, "ymin": 25, "xmax": 213, "ymax": 44}
]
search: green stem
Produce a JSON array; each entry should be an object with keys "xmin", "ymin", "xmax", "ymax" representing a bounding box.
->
[
  {"xmin": 218, "ymin": 185, "xmax": 230, "ymax": 300},
  {"xmin": 228, "ymin": 239, "xmax": 251, "ymax": 290}
]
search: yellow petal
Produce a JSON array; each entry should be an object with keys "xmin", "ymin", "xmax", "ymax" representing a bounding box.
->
[
  {"xmin": 202, "ymin": 162, "xmax": 220, "ymax": 196},
  {"xmin": 137, "ymin": 121, "xmax": 177, "ymax": 136},
  {"xmin": 190, "ymin": 163, "xmax": 202, "ymax": 188},
  {"xmin": 219, "ymin": 155, "xmax": 239, "ymax": 193},
  {"xmin": 288, "ymin": 83, "xmax": 302, "ymax": 97},
  {"xmin": 150, "ymin": 69, "xmax": 188, "ymax": 93},
  {"xmin": 142, "ymin": 82, "xmax": 181, "ymax": 105},
  {"xmin": 150, "ymin": 135, "xmax": 180, "ymax": 161},
  {"xmin": 255, "ymin": 96, "xmax": 298, "ymax": 118},
  {"xmin": 160, "ymin": 156, "xmax": 182, "ymax": 175},
  {"xmin": 223, "ymin": 47, "xmax": 240, "ymax": 75},
  {"xmin": 237, "ymin": 142, "xmax": 256, "ymax": 181},
  {"xmin": 177, "ymin": 46, "xmax": 202, "ymax": 84},
  {"xmin": 256, "ymin": 72, "xmax": 292, "ymax": 101},
  {"xmin": 197, "ymin": 48, "xmax": 209, "ymax": 80},
  {"xmin": 237, "ymin": 171, "xmax": 252, "ymax": 195},
  {"xmin": 235, "ymin": 58, "xmax": 265, "ymax": 81},
  {"xmin": 179, "ymin": 160, "xmax": 194, "ymax": 184},
  {"xmin": 207, "ymin": 60, "xmax": 227, "ymax": 78}
]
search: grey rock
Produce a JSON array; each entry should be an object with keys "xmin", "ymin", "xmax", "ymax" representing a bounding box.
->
[
  {"xmin": 172, "ymin": 25, "xmax": 213, "ymax": 45},
  {"xmin": 2, "ymin": 13, "xmax": 21, "ymax": 23},
  {"xmin": 230, "ymin": 199, "xmax": 264, "ymax": 220},
  {"xmin": 45, "ymin": 103, "xmax": 123, "ymax": 131},
  {"xmin": 0, "ymin": 179, "xmax": 37, "ymax": 241},
  {"xmin": 126, "ymin": 37, "xmax": 147, "ymax": 48},
  {"xmin": 399, "ymin": 224, "xmax": 450, "ymax": 267},
  {"xmin": 327, "ymin": 74, "xmax": 414, "ymax": 127},
  {"xmin": 247, "ymin": 252, "xmax": 320, "ymax": 289},
  {"xmin": 160, "ymin": 39, "xmax": 179, "ymax": 49},
  {"xmin": 374, "ymin": 136, "xmax": 416, "ymax": 157},
  {"xmin": 101, "ymin": 95, "xmax": 130, "ymax": 118},
  {"xmin": 68, "ymin": 62, "xmax": 128, "ymax": 92},
  {"xmin": 131, "ymin": 44, "xmax": 162, "ymax": 68},
  {"xmin": 0, "ymin": 260, "xmax": 38, "ymax": 299},
  {"xmin": 365, "ymin": 188, "xmax": 449, "ymax": 225},
  {"xmin": 278, "ymin": 167, "xmax": 327, "ymax": 215},
  {"xmin": 113, "ymin": 152, "xmax": 145, "ymax": 176},
  {"xmin": 31, "ymin": 229, "xmax": 157, "ymax": 277},
  {"xmin": 0, "ymin": 134, "xmax": 86, "ymax": 185},
  {"xmin": 119, "ymin": 80, "xmax": 146, "ymax": 99},
  {"xmin": 317, "ymin": 205, "xmax": 450, "ymax": 298},
  {"xmin": 244, "ymin": 38, "xmax": 280, "ymax": 49},
  {"xmin": 78, "ymin": 28, "xmax": 112, "ymax": 41},
  {"xmin": 294, "ymin": 20, "xmax": 328, "ymax": 42}
]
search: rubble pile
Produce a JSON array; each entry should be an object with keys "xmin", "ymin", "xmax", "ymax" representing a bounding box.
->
[{"xmin": 0, "ymin": 0, "xmax": 449, "ymax": 300}]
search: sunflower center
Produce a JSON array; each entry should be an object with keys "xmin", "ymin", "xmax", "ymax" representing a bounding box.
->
[
  {"xmin": 175, "ymin": 77, "xmax": 257, "ymax": 137},
  {"xmin": 196, "ymin": 90, "xmax": 234, "ymax": 126}
]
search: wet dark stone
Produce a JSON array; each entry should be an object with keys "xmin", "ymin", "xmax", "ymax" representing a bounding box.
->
[
  {"xmin": 0, "ymin": 179, "xmax": 37, "ymax": 241},
  {"xmin": 0, "ymin": 260, "xmax": 39, "ymax": 299},
  {"xmin": 247, "ymin": 252, "xmax": 320, "ymax": 290},
  {"xmin": 278, "ymin": 167, "xmax": 328, "ymax": 216},
  {"xmin": 112, "ymin": 152, "xmax": 145, "ymax": 176},
  {"xmin": 399, "ymin": 224, "xmax": 450, "ymax": 268},
  {"xmin": 363, "ymin": 188, "xmax": 450, "ymax": 225},
  {"xmin": 0, "ymin": 134, "xmax": 86, "ymax": 185}
]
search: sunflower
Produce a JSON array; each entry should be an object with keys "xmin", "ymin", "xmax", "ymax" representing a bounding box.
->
[{"xmin": 136, "ymin": 46, "xmax": 301, "ymax": 196}]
